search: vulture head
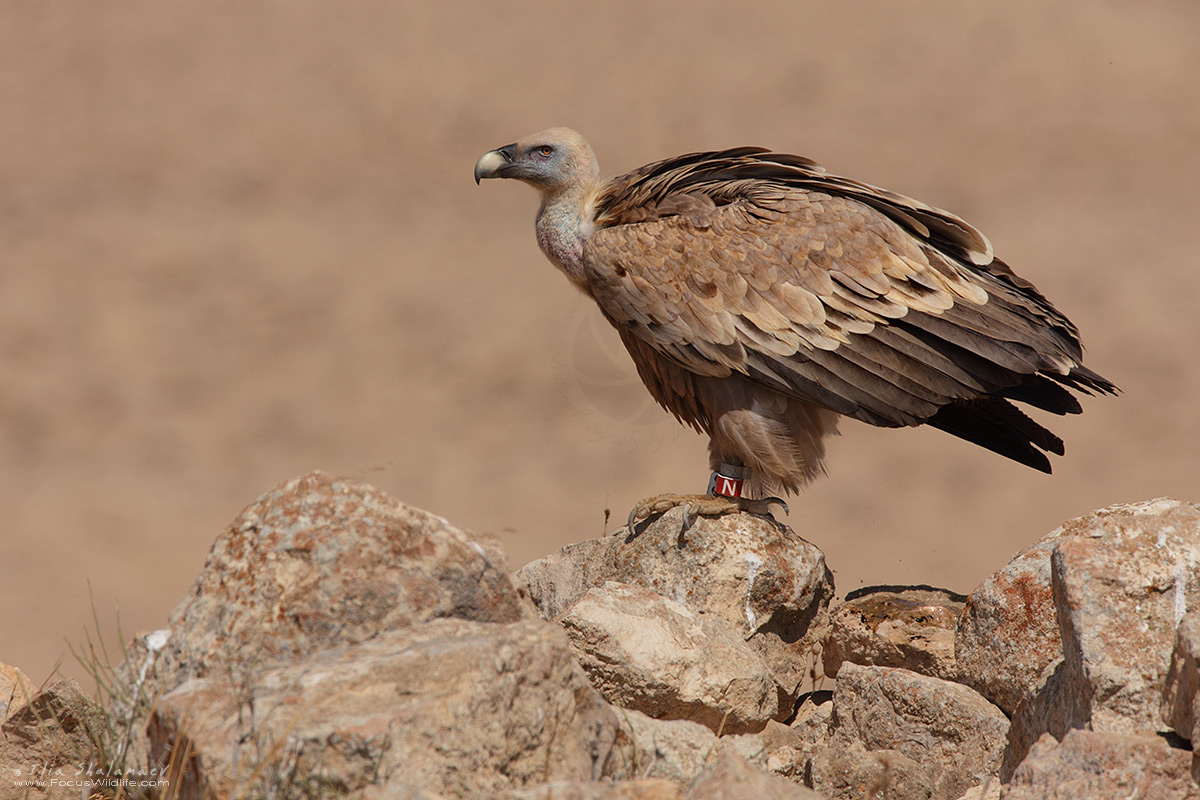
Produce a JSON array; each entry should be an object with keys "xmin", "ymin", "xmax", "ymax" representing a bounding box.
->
[{"xmin": 474, "ymin": 127, "xmax": 599, "ymax": 199}]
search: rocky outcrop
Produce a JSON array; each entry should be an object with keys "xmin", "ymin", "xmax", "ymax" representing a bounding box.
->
[
  {"xmin": 3, "ymin": 478, "xmax": 1198, "ymax": 799},
  {"xmin": 1163, "ymin": 610, "xmax": 1200, "ymax": 780},
  {"xmin": 149, "ymin": 617, "xmax": 617, "ymax": 798},
  {"xmin": 610, "ymin": 710, "xmax": 718, "ymax": 784},
  {"xmin": 686, "ymin": 751, "xmax": 827, "ymax": 799},
  {"xmin": 520, "ymin": 506, "xmax": 835, "ymax": 718},
  {"xmin": 1051, "ymin": 499, "xmax": 1200, "ymax": 735},
  {"xmin": 1005, "ymin": 729, "xmax": 1198, "ymax": 799},
  {"xmin": 491, "ymin": 779, "xmax": 684, "ymax": 800},
  {"xmin": 145, "ymin": 471, "xmax": 536, "ymax": 699},
  {"xmin": 822, "ymin": 586, "xmax": 964, "ymax": 682},
  {"xmin": 558, "ymin": 582, "xmax": 778, "ymax": 733},
  {"xmin": 1000, "ymin": 499, "xmax": 1200, "ymax": 778},
  {"xmin": 0, "ymin": 678, "xmax": 102, "ymax": 800},
  {"xmin": 954, "ymin": 533, "xmax": 1068, "ymax": 715},
  {"xmin": 128, "ymin": 471, "xmax": 615, "ymax": 798},
  {"xmin": 0, "ymin": 663, "xmax": 34, "ymax": 724},
  {"xmin": 809, "ymin": 663, "xmax": 1009, "ymax": 800}
]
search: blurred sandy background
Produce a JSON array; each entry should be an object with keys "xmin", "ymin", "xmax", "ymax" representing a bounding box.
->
[{"xmin": 2, "ymin": 1, "xmax": 1197, "ymax": 685}]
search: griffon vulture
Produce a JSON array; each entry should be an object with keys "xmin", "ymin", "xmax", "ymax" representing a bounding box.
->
[{"xmin": 474, "ymin": 128, "xmax": 1116, "ymax": 524}]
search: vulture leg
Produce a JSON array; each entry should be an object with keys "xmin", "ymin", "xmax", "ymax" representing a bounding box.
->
[
  {"xmin": 626, "ymin": 459, "xmax": 790, "ymax": 534},
  {"xmin": 625, "ymin": 493, "xmax": 789, "ymax": 535},
  {"xmin": 626, "ymin": 493, "xmax": 740, "ymax": 532}
]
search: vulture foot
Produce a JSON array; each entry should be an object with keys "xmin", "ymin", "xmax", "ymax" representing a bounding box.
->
[{"xmin": 626, "ymin": 493, "xmax": 789, "ymax": 537}]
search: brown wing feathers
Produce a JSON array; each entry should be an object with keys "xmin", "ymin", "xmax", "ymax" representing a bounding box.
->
[{"xmin": 587, "ymin": 147, "xmax": 1117, "ymax": 472}]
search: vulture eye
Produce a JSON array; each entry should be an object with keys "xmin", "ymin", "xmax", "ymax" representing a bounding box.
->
[{"xmin": 537, "ymin": 145, "xmax": 554, "ymax": 157}]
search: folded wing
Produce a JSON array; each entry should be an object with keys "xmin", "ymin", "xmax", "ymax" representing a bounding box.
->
[{"xmin": 582, "ymin": 148, "xmax": 1116, "ymax": 472}]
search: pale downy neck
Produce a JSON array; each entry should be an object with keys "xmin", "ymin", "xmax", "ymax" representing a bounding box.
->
[{"xmin": 534, "ymin": 181, "xmax": 599, "ymax": 293}]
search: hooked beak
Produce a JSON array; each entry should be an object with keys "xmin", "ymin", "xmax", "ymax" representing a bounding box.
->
[{"xmin": 474, "ymin": 143, "xmax": 517, "ymax": 184}]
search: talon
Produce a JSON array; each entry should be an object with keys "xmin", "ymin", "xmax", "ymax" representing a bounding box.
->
[
  {"xmin": 625, "ymin": 476, "xmax": 792, "ymax": 540},
  {"xmin": 624, "ymin": 492, "xmax": 739, "ymax": 535}
]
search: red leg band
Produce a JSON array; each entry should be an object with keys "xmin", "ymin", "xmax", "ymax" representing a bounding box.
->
[{"xmin": 709, "ymin": 471, "xmax": 744, "ymax": 498}]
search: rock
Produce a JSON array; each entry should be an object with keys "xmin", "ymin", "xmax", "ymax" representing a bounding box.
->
[
  {"xmin": 607, "ymin": 701, "xmax": 832, "ymax": 791},
  {"xmin": 709, "ymin": 694, "xmax": 835, "ymax": 782},
  {"xmin": 141, "ymin": 471, "xmax": 534, "ymax": 696},
  {"xmin": 780, "ymin": 691, "xmax": 835, "ymax": 778},
  {"xmin": 491, "ymin": 780, "xmax": 683, "ymax": 800},
  {"xmin": 1162, "ymin": 611, "xmax": 1200, "ymax": 745},
  {"xmin": 0, "ymin": 679, "xmax": 102, "ymax": 800},
  {"xmin": 718, "ymin": 719, "xmax": 813, "ymax": 781},
  {"xmin": 955, "ymin": 530, "xmax": 1070, "ymax": 715},
  {"xmin": 1000, "ymin": 657, "xmax": 1091, "ymax": 781},
  {"xmin": 810, "ymin": 663, "xmax": 1008, "ymax": 800},
  {"xmin": 1051, "ymin": 498, "xmax": 1200, "ymax": 736},
  {"xmin": 1004, "ymin": 729, "xmax": 1198, "ymax": 799},
  {"xmin": 608, "ymin": 709, "xmax": 819, "ymax": 786},
  {"xmin": 1161, "ymin": 611, "xmax": 1200, "ymax": 781},
  {"xmin": 687, "ymin": 750, "xmax": 828, "ymax": 800},
  {"xmin": 519, "ymin": 509, "xmax": 835, "ymax": 713},
  {"xmin": 520, "ymin": 536, "xmax": 611, "ymax": 621},
  {"xmin": 960, "ymin": 499, "xmax": 1200, "ymax": 726},
  {"xmin": 610, "ymin": 710, "xmax": 717, "ymax": 784},
  {"xmin": 954, "ymin": 780, "xmax": 1001, "ymax": 800},
  {"xmin": 356, "ymin": 786, "xmax": 450, "ymax": 800},
  {"xmin": 560, "ymin": 582, "xmax": 777, "ymax": 733},
  {"xmin": 0, "ymin": 661, "xmax": 35, "ymax": 722},
  {"xmin": 996, "ymin": 498, "xmax": 1200, "ymax": 777},
  {"xmin": 101, "ymin": 477, "xmax": 1200, "ymax": 798},
  {"xmin": 148, "ymin": 617, "xmax": 620, "ymax": 800},
  {"xmin": 809, "ymin": 742, "xmax": 932, "ymax": 800},
  {"xmin": 823, "ymin": 585, "xmax": 964, "ymax": 681}
]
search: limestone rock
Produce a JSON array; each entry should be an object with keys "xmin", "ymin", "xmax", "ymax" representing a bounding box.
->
[
  {"xmin": 718, "ymin": 718, "xmax": 814, "ymax": 781},
  {"xmin": 520, "ymin": 536, "xmax": 611, "ymax": 621},
  {"xmin": 1051, "ymin": 498, "xmax": 1200, "ymax": 735},
  {"xmin": 0, "ymin": 679, "xmax": 102, "ymax": 800},
  {"xmin": 143, "ymin": 471, "xmax": 534, "ymax": 696},
  {"xmin": 491, "ymin": 780, "xmax": 683, "ymax": 800},
  {"xmin": 356, "ymin": 787, "xmax": 450, "ymax": 800},
  {"xmin": 560, "ymin": 582, "xmax": 777, "ymax": 733},
  {"xmin": 998, "ymin": 498, "xmax": 1200, "ymax": 777},
  {"xmin": 148, "ymin": 617, "xmax": 619, "ymax": 800},
  {"xmin": 101, "ymin": 476, "xmax": 1200, "ymax": 799},
  {"xmin": 610, "ymin": 710, "xmax": 820, "ymax": 786},
  {"xmin": 570, "ymin": 689, "xmax": 827, "ymax": 788},
  {"xmin": 954, "ymin": 780, "xmax": 1001, "ymax": 800},
  {"xmin": 809, "ymin": 742, "xmax": 932, "ymax": 800},
  {"xmin": 781, "ymin": 691, "xmax": 835, "ymax": 778},
  {"xmin": 961, "ymin": 499, "xmax": 1200, "ymax": 731},
  {"xmin": 955, "ymin": 531, "xmax": 1069, "ymax": 715},
  {"xmin": 1161, "ymin": 610, "xmax": 1200, "ymax": 781},
  {"xmin": 610, "ymin": 709, "xmax": 717, "ymax": 784},
  {"xmin": 1000, "ymin": 657, "xmax": 1092, "ymax": 781},
  {"xmin": 712, "ymin": 693, "xmax": 834, "ymax": 782},
  {"xmin": 811, "ymin": 663, "xmax": 1008, "ymax": 800},
  {"xmin": 519, "ymin": 509, "xmax": 835, "ymax": 712},
  {"xmin": 823, "ymin": 586, "xmax": 963, "ymax": 681},
  {"xmin": 1004, "ymin": 729, "xmax": 1198, "ymax": 799},
  {"xmin": 687, "ymin": 750, "xmax": 828, "ymax": 800},
  {"xmin": 1162, "ymin": 611, "xmax": 1200, "ymax": 745},
  {"xmin": 0, "ymin": 661, "xmax": 35, "ymax": 723}
]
